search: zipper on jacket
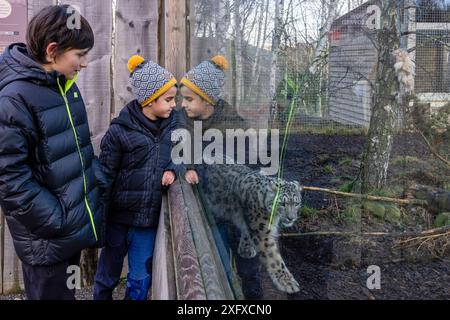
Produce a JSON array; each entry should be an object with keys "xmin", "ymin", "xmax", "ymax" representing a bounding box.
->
[{"xmin": 57, "ymin": 77, "xmax": 98, "ymax": 241}]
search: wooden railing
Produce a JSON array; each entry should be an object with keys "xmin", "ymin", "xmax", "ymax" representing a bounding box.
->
[{"xmin": 152, "ymin": 179, "xmax": 236, "ymax": 300}]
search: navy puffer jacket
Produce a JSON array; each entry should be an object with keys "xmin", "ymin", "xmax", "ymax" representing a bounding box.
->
[
  {"xmin": 99, "ymin": 100, "xmax": 178, "ymax": 228},
  {"xmin": 0, "ymin": 43, "xmax": 105, "ymax": 266}
]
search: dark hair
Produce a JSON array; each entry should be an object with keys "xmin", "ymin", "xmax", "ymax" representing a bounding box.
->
[{"xmin": 26, "ymin": 5, "xmax": 94, "ymax": 64}]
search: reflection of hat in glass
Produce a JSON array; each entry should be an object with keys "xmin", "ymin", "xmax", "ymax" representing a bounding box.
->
[{"xmin": 180, "ymin": 55, "xmax": 228, "ymax": 105}]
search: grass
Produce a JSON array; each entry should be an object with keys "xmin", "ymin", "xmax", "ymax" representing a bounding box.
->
[
  {"xmin": 340, "ymin": 204, "xmax": 362, "ymax": 225},
  {"xmin": 339, "ymin": 158, "xmax": 353, "ymax": 167},
  {"xmin": 367, "ymin": 186, "xmax": 404, "ymax": 198},
  {"xmin": 339, "ymin": 181, "xmax": 355, "ymax": 193},
  {"xmin": 272, "ymin": 124, "xmax": 368, "ymax": 136},
  {"xmin": 392, "ymin": 156, "xmax": 426, "ymax": 167},
  {"xmin": 301, "ymin": 204, "xmax": 318, "ymax": 219},
  {"xmin": 323, "ymin": 165, "xmax": 335, "ymax": 174}
]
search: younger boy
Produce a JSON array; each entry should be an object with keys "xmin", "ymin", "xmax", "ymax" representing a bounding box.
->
[{"xmin": 93, "ymin": 55, "xmax": 178, "ymax": 300}]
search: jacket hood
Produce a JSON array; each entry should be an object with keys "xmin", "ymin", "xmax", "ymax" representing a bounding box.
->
[{"xmin": 0, "ymin": 43, "xmax": 58, "ymax": 92}]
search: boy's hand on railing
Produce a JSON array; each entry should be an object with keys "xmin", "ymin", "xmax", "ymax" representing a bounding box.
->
[
  {"xmin": 185, "ymin": 169, "xmax": 199, "ymax": 185},
  {"xmin": 162, "ymin": 170, "xmax": 176, "ymax": 186}
]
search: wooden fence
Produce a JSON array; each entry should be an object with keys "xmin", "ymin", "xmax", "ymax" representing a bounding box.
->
[{"xmin": 153, "ymin": 180, "xmax": 237, "ymax": 300}]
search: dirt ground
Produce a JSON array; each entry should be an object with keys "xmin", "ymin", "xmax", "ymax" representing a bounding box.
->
[{"xmin": 259, "ymin": 132, "xmax": 450, "ymax": 300}]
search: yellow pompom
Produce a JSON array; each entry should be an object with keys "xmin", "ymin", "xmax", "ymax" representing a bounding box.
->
[
  {"xmin": 211, "ymin": 55, "xmax": 228, "ymax": 71},
  {"xmin": 127, "ymin": 55, "xmax": 145, "ymax": 73}
]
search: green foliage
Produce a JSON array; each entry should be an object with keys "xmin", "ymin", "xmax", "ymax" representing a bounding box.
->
[
  {"xmin": 342, "ymin": 204, "xmax": 362, "ymax": 224},
  {"xmin": 339, "ymin": 181, "xmax": 355, "ymax": 193},
  {"xmin": 434, "ymin": 213, "xmax": 450, "ymax": 228},
  {"xmin": 368, "ymin": 187, "xmax": 403, "ymax": 198},
  {"xmin": 323, "ymin": 165, "xmax": 335, "ymax": 174},
  {"xmin": 339, "ymin": 158, "xmax": 353, "ymax": 167},
  {"xmin": 301, "ymin": 204, "xmax": 318, "ymax": 219}
]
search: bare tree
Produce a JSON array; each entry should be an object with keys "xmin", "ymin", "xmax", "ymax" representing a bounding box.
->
[
  {"xmin": 309, "ymin": 0, "xmax": 341, "ymax": 75},
  {"xmin": 360, "ymin": 0, "xmax": 401, "ymax": 193},
  {"xmin": 269, "ymin": 0, "xmax": 285, "ymax": 123},
  {"xmin": 233, "ymin": 0, "xmax": 244, "ymax": 109}
]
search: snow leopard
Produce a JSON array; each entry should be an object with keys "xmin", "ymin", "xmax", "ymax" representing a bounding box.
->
[{"xmin": 199, "ymin": 164, "xmax": 303, "ymax": 294}]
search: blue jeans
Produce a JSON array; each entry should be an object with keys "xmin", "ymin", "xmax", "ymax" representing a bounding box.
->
[{"xmin": 93, "ymin": 222, "xmax": 157, "ymax": 300}]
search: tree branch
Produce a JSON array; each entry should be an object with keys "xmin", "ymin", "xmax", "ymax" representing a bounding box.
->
[{"xmin": 303, "ymin": 186, "xmax": 427, "ymax": 206}]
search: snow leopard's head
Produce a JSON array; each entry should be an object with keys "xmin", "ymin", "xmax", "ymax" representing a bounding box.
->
[{"xmin": 268, "ymin": 179, "xmax": 303, "ymax": 227}]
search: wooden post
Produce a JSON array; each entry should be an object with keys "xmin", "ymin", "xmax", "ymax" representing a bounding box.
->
[
  {"xmin": 163, "ymin": 0, "xmax": 188, "ymax": 80},
  {"xmin": 113, "ymin": 0, "xmax": 159, "ymax": 117},
  {"xmin": 1, "ymin": 216, "xmax": 24, "ymax": 294}
]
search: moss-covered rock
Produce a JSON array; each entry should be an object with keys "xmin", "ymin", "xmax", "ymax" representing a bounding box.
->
[
  {"xmin": 385, "ymin": 205, "xmax": 401, "ymax": 222},
  {"xmin": 434, "ymin": 212, "xmax": 450, "ymax": 228},
  {"xmin": 363, "ymin": 201, "xmax": 386, "ymax": 219},
  {"xmin": 436, "ymin": 194, "xmax": 450, "ymax": 212}
]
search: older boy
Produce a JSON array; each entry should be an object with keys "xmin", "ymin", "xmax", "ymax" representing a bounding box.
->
[{"xmin": 0, "ymin": 5, "xmax": 104, "ymax": 300}]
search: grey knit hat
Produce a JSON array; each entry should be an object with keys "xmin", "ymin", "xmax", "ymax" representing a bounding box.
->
[
  {"xmin": 127, "ymin": 55, "xmax": 177, "ymax": 107},
  {"xmin": 180, "ymin": 55, "xmax": 228, "ymax": 105}
]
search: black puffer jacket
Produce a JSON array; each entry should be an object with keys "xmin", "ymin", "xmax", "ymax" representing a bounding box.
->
[
  {"xmin": 99, "ymin": 100, "xmax": 178, "ymax": 228},
  {"xmin": 0, "ymin": 43, "xmax": 105, "ymax": 266}
]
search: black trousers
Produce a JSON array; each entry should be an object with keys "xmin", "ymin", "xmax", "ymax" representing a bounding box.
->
[{"xmin": 22, "ymin": 252, "xmax": 81, "ymax": 300}]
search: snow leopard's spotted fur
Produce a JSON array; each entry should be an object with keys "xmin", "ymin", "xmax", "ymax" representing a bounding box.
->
[{"xmin": 200, "ymin": 164, "xmax": 302, "ymax": 293}]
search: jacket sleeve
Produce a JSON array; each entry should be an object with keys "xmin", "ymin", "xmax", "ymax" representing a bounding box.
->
[
  {"xmin": 92, "ymin": 156, "xmax": 108, "ymax": 195},
  {"xmin": 0, "ymin": 97, "xmax": 65, "ymax": 238},
  {"xmin": 165, "ymin": 158, "xmax": 181, "ymax": 178},
  {"xmin": 99, "ymin": 125, "xmax": 123, "ymax": 202}
]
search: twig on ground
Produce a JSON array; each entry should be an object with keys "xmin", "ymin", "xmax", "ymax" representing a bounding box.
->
[{"xmin": 303, "ymin": 186, "xmax": 427, "ymax": 206}]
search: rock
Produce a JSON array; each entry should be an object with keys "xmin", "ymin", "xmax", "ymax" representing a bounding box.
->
[
  {"xmin": 385, "ymin": 205, "xmax": 401, "ymax": 222},
  {"xmin": 363, "ymin": 201, "xmax": 386, "ymax": 219},
  {"xmin": 434, "ymin": 212, "xmax": 450, "ymax": 228},
  {"xmin": 407, "ymin": 184, "xmax": 450, "ymax": 214}
]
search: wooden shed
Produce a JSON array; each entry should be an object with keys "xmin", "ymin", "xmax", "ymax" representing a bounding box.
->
[{"xmin": 328, "ymin": 0, "xmax": 450, "ymax": 126}]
